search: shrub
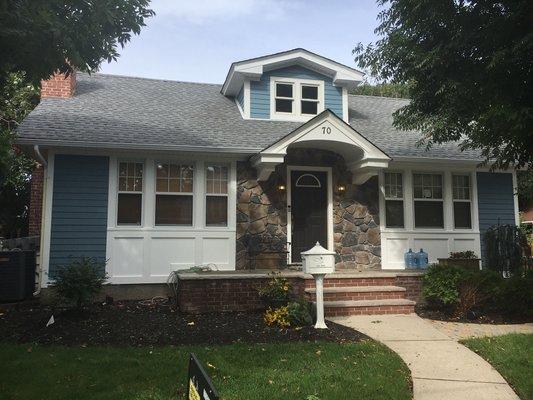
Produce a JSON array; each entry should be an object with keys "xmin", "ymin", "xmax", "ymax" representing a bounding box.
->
[
  {"xmin": 494, "ymin": 274, "xmax": 533, "ymax": 318},
  {"xmin": 422, "ymin": 264, "xmax": 463, "ymax": 309},
  {"xmin": 422, "ymin": 264, "xmax": 502, "ymax": 317},
  {"xmin": 264, "ymin": 306, "xmax": 290, "ymax": 328},
  {"xmin": 287, "ymin": 300, "xmax": 313, "ymax": 327},
  {"xmin": 257, "ymin": 273, "xmax": 291, "ymax": 307},
  {"xmin": 51, "ymin": 257, "xmax": 108, "ymax": 309}
]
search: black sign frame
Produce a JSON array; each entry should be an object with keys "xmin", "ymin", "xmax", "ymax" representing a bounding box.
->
[{"xmin": 187, "ymin": 353, "xmax": 220, "ymax": 400}]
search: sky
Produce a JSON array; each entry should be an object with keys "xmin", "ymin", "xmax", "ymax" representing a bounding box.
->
[{"xmin": 99, "ymin": 0, "xmax": 383, "ymax": 84}]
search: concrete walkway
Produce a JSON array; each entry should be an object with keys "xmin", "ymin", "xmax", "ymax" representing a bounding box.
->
[{"xmin": 331, "ymin": 315, "xmax": 520, "ymax": 400}]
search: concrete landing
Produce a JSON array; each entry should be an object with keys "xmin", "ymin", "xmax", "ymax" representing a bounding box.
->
[{"xmin": 331, "ymin": 314, "xmax": 519, "ymax": 400}]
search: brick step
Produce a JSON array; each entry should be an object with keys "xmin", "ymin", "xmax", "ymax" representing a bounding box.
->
[
  {"xmin": 319, "ymin": 299, "xmax": 416, "ymax": 317},
  {"xmin": 305, "ymin": 277, "xmax": 397, "ymax": 288},
  {"xmin": 305, "ymin": 286, "xmax": 407, "ymax": 301}
]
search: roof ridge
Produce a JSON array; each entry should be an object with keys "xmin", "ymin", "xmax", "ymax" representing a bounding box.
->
[{"xmin": 82, "ymin": 72, "xmax": 222, "ymax": 87}]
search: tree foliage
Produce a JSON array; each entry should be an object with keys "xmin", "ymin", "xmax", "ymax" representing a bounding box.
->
[
  {"xmin": 352, "ymin": 81, "xmax": 410, "ymax": 98},
  {"xmin": 0, "ymin": 0, "xmax": 155, "ymax": 85},
  {"xmin": 0, "ymin": 1, "xmax": 154, "ymax": 237},
  {"xmin": 0, "ymin": 72, "xmax": 39, "ymax": 237},
  {"xmin": 354, "ymin": 0, "xmax": 532, "ymax": 169}
]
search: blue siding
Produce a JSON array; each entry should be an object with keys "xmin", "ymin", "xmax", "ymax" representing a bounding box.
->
[
  {"xmin": 236, "ymin": 85, "xmax": 244, "ymax": 110},
  {"xmin": 49, "ymin": 155, "xmax": 109, "ymax": 277},
  {"xmin": 476, "ymin": 172, "xmax": 516, "ymax": 261},
  {"xmin": 250, "ymin": 65, "xmax": 343, "ymax": 119}
]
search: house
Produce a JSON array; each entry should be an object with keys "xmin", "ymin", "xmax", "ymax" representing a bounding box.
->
[{"xmin": 18, "ymin": 49, "xmax": 520, "ymax": 313}]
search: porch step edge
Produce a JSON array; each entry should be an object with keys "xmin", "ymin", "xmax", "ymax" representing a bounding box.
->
[
  {"xmin": 322, "ymin": 299, "xmax": 416, "ymax": 308},
  {"xmin": 305, "ymin": 286, "xmax": 406, "ymax": 294}
]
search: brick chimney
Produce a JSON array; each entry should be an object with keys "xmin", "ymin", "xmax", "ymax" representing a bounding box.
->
[{"xmin": 41, "ymin": 70, "xmax": 77, "ymax": 98}]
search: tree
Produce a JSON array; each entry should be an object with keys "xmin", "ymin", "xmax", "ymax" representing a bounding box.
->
[
  {"xmin": 0, "ymin": 0, "xmax": 154, "ymax": 237},
  {"xmin": 353, "ymin": 0, "xmax": 532, "ymax": 170},
  {"xmin": 352, "ymin": 81, "xmax": 410, "ymax": 98},
  {"xmin": 0, "ymin": 0, "xmax": 154, "ymax": 85}
]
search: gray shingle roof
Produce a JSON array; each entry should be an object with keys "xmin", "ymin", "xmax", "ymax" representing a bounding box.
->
[{"xmin": 17, "ymin": 73, "xmax": 482, "ymax": 160}]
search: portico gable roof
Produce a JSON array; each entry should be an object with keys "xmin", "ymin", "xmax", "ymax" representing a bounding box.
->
[{"xmin": 251, "ymin": 109, "xmax": 391, "ymax": 183}]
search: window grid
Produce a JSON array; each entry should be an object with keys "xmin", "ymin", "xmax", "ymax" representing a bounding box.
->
[
  {"xmin": 155, "ymin": 162, "xmax": 194, "ymax": 195},
  {"xmin": 452, "ymin": 174, "xmax": 471, "ymax": 201},
  {"xmin": 206, "ymin": 165, "xmax": 229, "ymax": 196},
  {"xmin": 301, "ymin": 84, "xmax": 319, "ymax": 115},
  {"xmin": 384, "ymin": 172, "xmax": 403, "ymax": 199},
  {"xmin": 413, "ymin": 173, "xmax": 443, "ymax": 201},
  {"xmin": 118, "ymin": 162, "xmax": 143, "ymax": 193}
]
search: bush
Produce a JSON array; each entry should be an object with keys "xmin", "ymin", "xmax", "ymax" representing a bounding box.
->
[
  {"xmin": 287, "ymin": 300, "xmax": 313, "ymax": 327},
  {"xmin": 422, "ymin": 264, "xmax": 502, "ymax": 317},
  {"xmin": 257, "ymin": 273, "xmax": 291, "ymax": 308},
  {"xmin": 51, "ymin": 257, "xmax": 108, "ymax": 309},
  {"xmin": 494, "ymin": 274, "xmax": 533, "ymax": 318},
  {"xmin": 449, "ymin": 250, "xmax": 477, "ymax": 259},
  {"xmin": 264, "ymin": 306, "xmax": 290, "ymax": 328},
  {"xmin": 484, "ymin": 224, "xmax": 528, "ymax": 276}
]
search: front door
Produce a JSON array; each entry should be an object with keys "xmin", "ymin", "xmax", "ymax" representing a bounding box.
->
[{"xmin": 290, "ymin": 170, "xmax": 328, "ymax": 263}]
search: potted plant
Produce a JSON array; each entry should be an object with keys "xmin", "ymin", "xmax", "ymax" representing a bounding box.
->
[{"xmin": 438, "ymin": 251, "xmax": 481, "ymax": 270}]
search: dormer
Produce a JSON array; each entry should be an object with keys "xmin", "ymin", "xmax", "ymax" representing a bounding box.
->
[{"xmin": 222, "ymin": 48, "xmax": 364, "ymax": 122}]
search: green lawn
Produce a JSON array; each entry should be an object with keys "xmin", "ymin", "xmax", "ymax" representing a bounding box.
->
[
  {"xmin": 0, "ymin": 341, "xmax": 411, "ymax": 400},
  {"xmin": 462, "ymin": 334, "xmax": 533, "ymax": 400}
]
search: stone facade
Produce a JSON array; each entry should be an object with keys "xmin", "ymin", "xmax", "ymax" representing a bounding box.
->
[{"xmin": 236, "ymin": 148, "xmax": 381, "ymax": 270}]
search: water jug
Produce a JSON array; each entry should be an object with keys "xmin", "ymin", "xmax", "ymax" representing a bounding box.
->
[
  {"xmin": 416, "ymin": 248, "xmax": 428, "ymax": 269},
  {"xmin": 404, "ymin": 249, "xmax": 415, "ymax": 268}
]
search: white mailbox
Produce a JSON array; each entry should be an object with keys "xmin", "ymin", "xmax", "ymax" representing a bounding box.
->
[
  {"xmin": 301, "ymin": 242, "xmax": 336, "ymax": 330},
  {"xmin": 302, "ymin": 242, "xmax": 336, "ymax": 275}
]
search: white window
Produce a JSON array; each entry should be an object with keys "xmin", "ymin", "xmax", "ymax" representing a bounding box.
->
[
  {"xmin": 275, "ymin": 83, "xmax": 294, "ymax": 114},
  {"xmin": 271, "ymin": 78, "xmax": 324, "ymax": 119},
  {"xmin": 155, "ymin": 162, "xmax": 194, "ymax": 226},
  {"xmin": 384, "ymin": 172, "xmax": 404, "ymax": 228},
  {"xmin": 413, "ymin": 173, "xmax": 444, "ymax": 228},
  {"xmin": 117, "ymin": 161, "xmax": 143, "ymax": 225},
  {"xmin": 301, "ymin": 84, "xmax": 319, "ymax": 115},
  {"xmin": 452, "ymin": 174, "xmax": 472, "ymax": 229},
  {"xmin": 205, "ymin": 164, "xmax": 228, "ymax": 227}
]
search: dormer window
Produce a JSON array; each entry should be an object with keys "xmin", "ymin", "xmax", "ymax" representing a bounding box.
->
[{"xmin": 270, "ymin": 77, "xmax": 324, "ymax": 121}]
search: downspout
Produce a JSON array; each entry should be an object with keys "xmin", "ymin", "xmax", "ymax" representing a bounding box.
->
[{"xmin": 32, "ymin": 145, "xmax": 47, "ymax": 296}]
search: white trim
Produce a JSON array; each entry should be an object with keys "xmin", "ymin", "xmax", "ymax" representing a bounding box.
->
[
  {"xmin": 40, "ymin": 151, "xmax": 55, "ymax": 287},
  {"xmin": 105, "ymin": 153, "xmax": 238, "ymax": 283},
  {"xmin": 243, "ymin": 80, "xmax": 251, "ymax": 119},
  {"xmin": 222, "ymin": 48, "xmax": 364, "ymax": 96},
  {"xmin": 269, "ymin": 76, "xmax": 325, "ymax": 122},
  {"xmin": 342, "ymin": 87, "xmax": 349, "ymax": 122},
  {"xmin": 512, "ymin": 170, "xmax": 520, "ymax": 225},
  {"xmin": 379, "ymin": 166, "xmax": 482, "ymax": 269},
  {"xmin": 287, "ymin": 166, "xmax": 333, "ymax": 264}
]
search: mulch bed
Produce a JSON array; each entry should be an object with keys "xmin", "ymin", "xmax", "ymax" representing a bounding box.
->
[
  {"xmin": 415, "ymin": 304, "xmax": 531, "ymax": 325},
  {"xmin": 0, "ymin": 300, "xmax": 365, "ymax": 347}
]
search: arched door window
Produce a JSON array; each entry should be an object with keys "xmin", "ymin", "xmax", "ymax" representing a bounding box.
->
[{"xmin": 295, "ymin": 173, "xmax": 321, "ymax": 188}]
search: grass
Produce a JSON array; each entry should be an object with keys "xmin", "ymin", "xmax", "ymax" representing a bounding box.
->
[
  {"xmin": 0, "ymin": 341, "xmax": 411, "ymax": 400},
  {"xmin": 462, "ymin": 334, "xmax": 533, "ymax": 400}
]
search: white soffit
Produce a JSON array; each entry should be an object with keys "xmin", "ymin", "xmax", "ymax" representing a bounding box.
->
[{"xmin": 222, "ymin": 48, "xmax": 364, "ymax": 96}]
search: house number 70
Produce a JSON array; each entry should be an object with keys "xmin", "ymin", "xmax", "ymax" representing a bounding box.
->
[{"xmin": 321, "ymin": 126, "xmax": 331, "ymax": 134}]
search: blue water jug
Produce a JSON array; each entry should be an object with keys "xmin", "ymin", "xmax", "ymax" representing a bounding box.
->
[
  {"xmin": 416, "ymin": 248, "xmax": 428, "ymax": 269},
  {"xmin": 404, "ymin": 249, "xmax": 415, "ymax": 268}
]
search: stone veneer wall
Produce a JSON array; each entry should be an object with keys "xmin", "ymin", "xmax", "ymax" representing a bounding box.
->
[{"xmin": 236, "ymin": 148, "xmax": 381, "ymax": 270}]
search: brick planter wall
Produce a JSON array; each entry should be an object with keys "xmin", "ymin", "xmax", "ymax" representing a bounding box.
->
[
  {"xmin": 236, "ymin": 148, "xmax": 381, "ymax": 270},
  {"xmin": 395, "ymin": 274, "xmax": 423, "ymax": 302}
]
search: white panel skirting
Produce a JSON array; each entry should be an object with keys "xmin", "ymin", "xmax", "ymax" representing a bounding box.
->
[{"xmin": 381, "ymin": 231, "xmax": 481, "ymax": 270}]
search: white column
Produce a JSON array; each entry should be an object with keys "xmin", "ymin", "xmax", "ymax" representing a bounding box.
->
[{"xmin": 314, "ymin": 274, "xmax": 328, "ymax": 329}]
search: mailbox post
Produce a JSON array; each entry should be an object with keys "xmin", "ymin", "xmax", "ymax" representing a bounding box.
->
[{"xmin": 301, "ymin": 242, "xmax": 336, "ymax": 329}]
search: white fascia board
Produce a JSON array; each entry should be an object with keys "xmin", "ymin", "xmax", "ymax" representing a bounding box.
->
[{"xmin": 222, "ymin": 49, "xmax": 363, "ymax": 96}]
